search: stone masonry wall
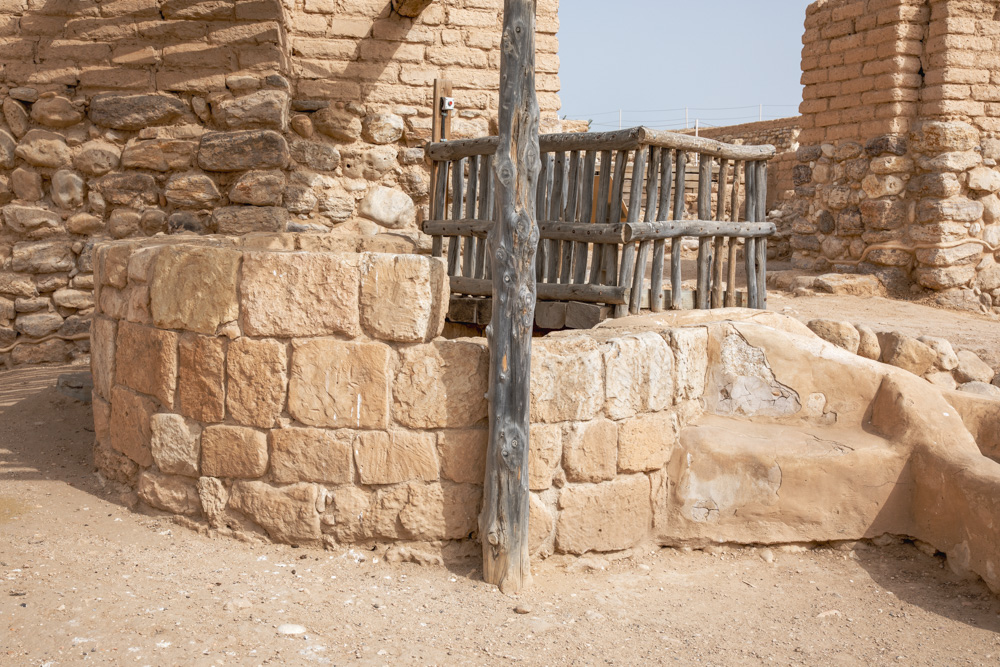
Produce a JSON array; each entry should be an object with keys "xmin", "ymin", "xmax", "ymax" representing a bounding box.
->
[
  {"xmin": 786, "ymin": 0, "xmax": 1000, "ymax": 311},
  {"xmin": 0, "ymin": 0, "xmax": 562, "ymax": 366},
  {"xmin": 91, "ymin": 236, "xmax": 704, "ymax": 556}
]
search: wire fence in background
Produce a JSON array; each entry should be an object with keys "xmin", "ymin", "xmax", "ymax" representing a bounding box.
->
[{"xmin": 566, "ymin": 104, "xmax": 801, "ymax": 131}]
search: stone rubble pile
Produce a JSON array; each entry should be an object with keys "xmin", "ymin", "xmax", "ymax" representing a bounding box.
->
[{"xmin": 807, "ymin": 318, "xmax": 1000, "ymax": 398}]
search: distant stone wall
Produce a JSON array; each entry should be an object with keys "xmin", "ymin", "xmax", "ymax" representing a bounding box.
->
[
  {"xmin": 687, "ymin": 117, "xmax": 803, "ymax": 215},
  {"xmin": 785, "ymin": 0, "xmax": 1000, "ymax": 310},
  {"xmin": 0, "ymin": 0, "xmax": 562, "ymax": 366}
]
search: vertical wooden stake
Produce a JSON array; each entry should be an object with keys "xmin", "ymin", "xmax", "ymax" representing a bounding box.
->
[{"xmin": 480, "ymin": 0, "xmax": 540, "ymax": 595}]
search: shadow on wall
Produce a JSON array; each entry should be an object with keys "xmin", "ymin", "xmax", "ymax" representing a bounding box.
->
[{"xmin": 292, "ymin": 0, "xmax": 444, "ymax": 109}]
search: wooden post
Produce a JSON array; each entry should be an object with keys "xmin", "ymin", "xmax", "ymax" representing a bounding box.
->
[{"xmin": 480, "ymin": 0, "xmax": 539, "ymax": 595}]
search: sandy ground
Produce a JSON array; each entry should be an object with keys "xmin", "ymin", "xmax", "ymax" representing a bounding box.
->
[{"xmin": 3, "ymin": 352, "xmax": 1000, "ymax": 665}]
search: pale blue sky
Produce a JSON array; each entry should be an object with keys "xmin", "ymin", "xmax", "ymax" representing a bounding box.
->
[{"xmin": 557, "ymin": 0, "xmax": 813, "ymax": 130}]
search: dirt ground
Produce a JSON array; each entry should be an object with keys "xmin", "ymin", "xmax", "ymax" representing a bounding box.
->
[{"xmin": 2, "ymin": 294, "xmax": 1000, "ymax": 666}]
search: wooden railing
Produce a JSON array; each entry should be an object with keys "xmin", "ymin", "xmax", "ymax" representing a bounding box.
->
[{"xmin": 424, "ymin": 126, "xmax": 777, "ymax": 328}]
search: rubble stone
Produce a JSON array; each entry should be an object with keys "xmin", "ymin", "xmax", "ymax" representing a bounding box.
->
[
  {"xmin": 88, "ymin": 93, "xmax": 187, "ymax": 130},
  {"xmin": 198, "ymin": 130, "xmax": 290, "ymax": 172}
]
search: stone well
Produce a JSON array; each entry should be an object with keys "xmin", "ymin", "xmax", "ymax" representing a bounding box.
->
[
  {"xmin": 92, "ymin": 236, "xmax": 1000, "ymax": 591},
  {"xmin": 91, "ymin": 234, "xmax": 713, "ymax": 555}
]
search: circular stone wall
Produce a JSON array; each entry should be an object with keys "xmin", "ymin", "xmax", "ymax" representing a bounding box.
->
[{"xmin": 91, "ymin": 235, "xmax": 701, "ymax": 557}]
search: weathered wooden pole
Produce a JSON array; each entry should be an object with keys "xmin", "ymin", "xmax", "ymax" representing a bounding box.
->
[{"xmin": 479, "ymin": 0, "xmax": 540, "ymax": 594}]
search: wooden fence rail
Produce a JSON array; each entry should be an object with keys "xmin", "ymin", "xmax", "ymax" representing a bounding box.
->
[{"xmin": 425, "ymin": 126, "xmax": 776, "ymax": 328}]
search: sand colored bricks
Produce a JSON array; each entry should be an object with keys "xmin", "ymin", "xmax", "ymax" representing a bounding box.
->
[{"xmin": 0, "ymin": 0, "xmax": 563, "ymax": 366}]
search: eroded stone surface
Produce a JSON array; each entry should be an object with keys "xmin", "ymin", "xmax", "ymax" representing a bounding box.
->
[
  {"xmin": 437, "ymin": 430, "xmax": 487, "ymax": 485},
  {"xmin": 139, "ymin": 471, "xmax": 201, "ymax": 516},
  {"xmin": 226, "ymin": 337, "xmax": 287, "ymax": 428},
  {"xmin": 150, "ymin": 413, "xmax": 201, "ymax": 477},
  {"xmin": 229, "ymin": 481, "xmax": 321, "ymax": 543},
  {"xmin": 563, "ymin": 419, "xmax": 617, "ymax": 483},
  {"xmin": 880, "ymin": 332, "xmax": 937, "ymax": 377},
  {"xmin": 393, "ymin": 340, "xmax": 488, "ymax": 429},
  {"xmin": 198, "ymin": 130, "xmax": 290, "ymax": 172},
  {"xmin": 176, "ymin": 334, "xmax": 225, "ymax": 423},
  {"xmin": 670, "ymin": 328, "xmax": 709, "ymax": 400},
  {"xmin": 531, "ymin": 336, "xmax": 604, "ymax": 423},
  {"xmin": 359, "ymin": 254, "xmax": 447, "ymax": 342},
  {"xmin": 618, "ymin": 411, "xmax": 677, "ymax": 473},
  {"xmin": 604, "ymin": 332, "xmax": 674, "ymax": 419},
  {"xmin": 398, "ymin": 482, "xmax": 480, "ymax": 541},
  {"xmin": 150, "ymin": 246, "xmax": 241, "ymax": 335},
  {"xmin": 556, "ymin": 475, "xmax": 652, "ymax": 554},
  {"xmin": 355, "ymin": 430, "xmax": 438, "ymax": 485},
  {"xmin": 110, "ymin": 385, "xmax": 155, "ymax": 467},
  {"xmin": 288, "ymin": 340, "xmax": 390, "ymax": 429},
  {"xmin": 201, "ymin": 425, "xmax": 268, "ymax": 479},
  {"xmin": 807, "ymin": 319, "xmax": 861, "ymax": 354},
  {"xmin": 240, "ymin": 251, "xmax": 360, "ymax": 337},
  {"xmin": 529, "ymin": 423, "xmax": 562, "ymax": 491},
  {"xmin": 270, "ymin": 428, "xmax": 353, "ymax": 484},
  {"xmin": 89, "ymin": 93, "xmax": 187, "ymax": 130},
  {"xmin": 115, "ymin": 321, "xmax": 178, "ymax": 406}
]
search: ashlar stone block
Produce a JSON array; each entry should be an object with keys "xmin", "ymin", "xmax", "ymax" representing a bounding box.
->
[
  {"xmin": 604, "ymin": 332, "xmax": 675, "ymax": 419},
  {"xmin": 240, "ymin": 251, "xmax": 360, "ymax": 337},
  {"xmin": 393, "ymin": 339, "xmax": 488, "ymax": 429},
  {"xmin": 354, "ymin": 430, "xmax": 438, "ymax": 485},
  {"xmin": 556, "ymin": 475, "xmax": 652, "ymax": 554},
  {"xmin": 90, "ymin": 317, "xmax": 116, "ymax": 400},
  {"xmin": 529, "ymin": 423, "xmax": 562, "ymax": 491},
  {"xmin": 201, "ymin": 425, "xmax": 268, "ymax": 479},
  {"xmin": 227, "ymin": 337, "xmax": 288, "ymax": 428},
  {"xmin": 618, "ymin": 411, "xmax": 678, "ymax": 473},
  {"xmin": 138, "ymin": 471, "xmax": 201, "ymax": 516},
  {"xmin": 288, "ymin": 339, "xmax": 390, "ymax": 429},
  {"xmin": 150, "ymin": 246, "xmax": 241, "ymax": 335},
  {"xmin": 150, "ymin": 413, "xmax": 201, "ymax": 477},
  {"xmin": 359, "ymin": 253, "xmax": 448, "ymax": 342},
  {"xmin": 176, "ymin": 334, "xmax": 225, "ymax": 423},
  {"xmin": 398, "ymin": 482, "xmax": 481, "ymax": 541},
  {"xmin": 530, "ymin": 336, "xmax": 604, "ymax": 423},
  {"xmin": 270, "ymin": 427, "xmax": 353, "ymax": 484},
  {"xmin": 228, "ymin": 481, "xmax": 321, "ymax": 543},
  {"xmin": 115, "ymin": 321, "xmax": 178, "ymax": 406},
  {"xmin": 110, "ymin": 385, "xmax": 155, "ymax": 467},
  {"xmin": 437, "ymin": 429, "xmax": 487, "ymax": 485},
  {"xmin": 562, "ymin": 419, "xmax": 618, "ymax": 483}
]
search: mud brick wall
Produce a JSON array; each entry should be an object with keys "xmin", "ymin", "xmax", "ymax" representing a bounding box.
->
[
  {"xmin": 91, "ymin": 237, "xmax": 704, "ymax": 556},
  {"xmin": 786, "ymin": 0, "xmax": 1000, "ymax": 311},
  {"xmin": 0, "ymin": 0, "xmax": 562, "ymax": 366}
]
